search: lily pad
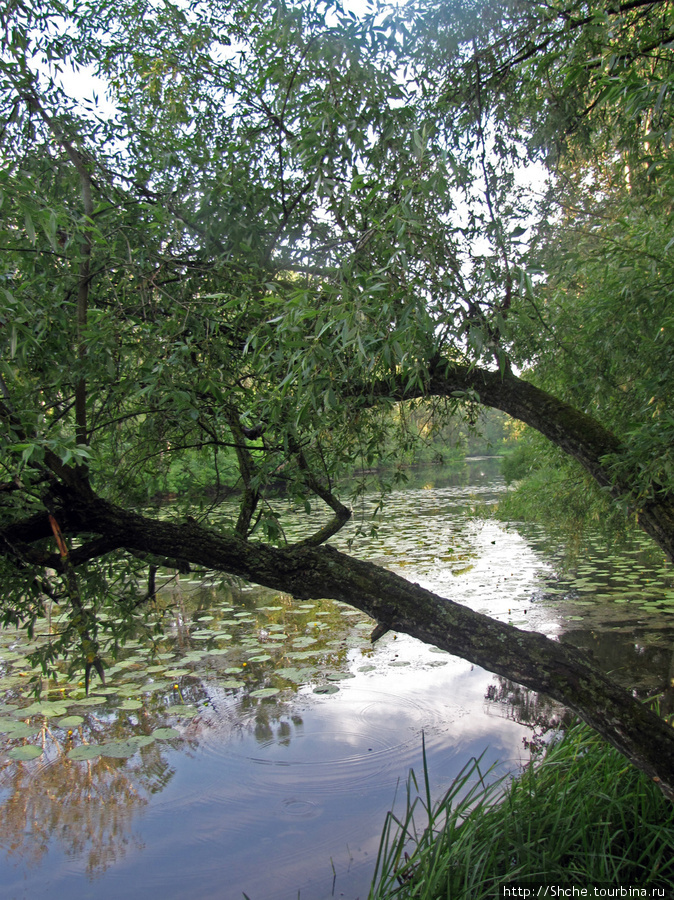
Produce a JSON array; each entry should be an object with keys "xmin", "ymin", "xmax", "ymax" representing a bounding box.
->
[
  {"xmin": 127, "ymin": 734, "xmax": 155, "ymax": 748},
  {"xmin": 115, "ymin": 658, "xmax": 143, "ymax": 669},
  {"xmin": 152, "ymin": 727, "xmax": 180, "ymax": 740},
  {"xmin": 99, "ymin": 740, "xmax": 142, "ymax": 758},
  {"xmin": 250, "ymin": 687, "xmax": 280, "ymax": 698},
  {"xmin": 276, "ymin": 668, "xmax": 307, "ymax": 683},
  {"xmin": 292, "ymin": 637, "xmax": 317, "ymax": 648},
  {"xmin": 20, "ymin": 701, "xmax": 67, "ymax": 717},
  {"xmin": 313, "ymin": 684, "xmax": 339, "ymax": 695},
  {"xmin": 0, "ymin": 716, "xmax": 22, "ymax": 732},
  {"xmin": 5, "ymin": 722, "xmax": 42, "ymax": 738},
  {"xmin": 68, "ymin": 744, "xmax": 102, "ymax": 761},
  {"xmin": 8, "ymin": 745, "xmax": 43, "ymax": 761},
  {"xmin": 9, "ymin": 657, "xmax": 32, "ymax": 668},
  {"xmin": 247, "ymin": 654, "xmax": 272, "ymax": 663},
  {"xmin": 142, "ymin": 680, "xmax": 172, "ymax": 692},
  {"xmin": 57, "ymin": 715, "xmax": 85, "ymax": 728},
  {"xmin": 118, "ymin": 699, "xmax": 144, "ymax": 710},
  {"xmin": 168, "ymin": 704, "xmax": 199, "ymax": 717},
  {"xmin": 118, "ymin": 684, "xmax": 143, "ymax": 698}
]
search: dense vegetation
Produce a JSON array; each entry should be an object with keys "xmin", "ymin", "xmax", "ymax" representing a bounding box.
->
[
  {"xmin": 371, "ymin": 722, "xmax": 674, "ymax": 899},
  {"xmin": 1, "ymin": 0, "xmax": 674, "ymax": 789}
]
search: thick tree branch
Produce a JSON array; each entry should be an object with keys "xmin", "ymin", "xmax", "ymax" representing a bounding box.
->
[{"xmin": 2, "ymin": 486, "xmax": 673, "ymax": 798}]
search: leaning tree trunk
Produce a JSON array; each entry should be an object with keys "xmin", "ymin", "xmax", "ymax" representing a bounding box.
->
[{"xmin": 13, "ymin": 486, "xmax": 674, "ymax": 801}]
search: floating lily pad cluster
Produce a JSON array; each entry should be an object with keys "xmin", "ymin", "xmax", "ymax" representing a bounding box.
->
[
  {"xmin": 2, "ymin": 495, "xmax": 672, "ymax": 768},
  {"xmin": 532, "ymin": 531, "xmax": 674, "ymax": 630},
  {"xmin": 0, "ymin": 580, "xmax": 379, "ymax": 766}
]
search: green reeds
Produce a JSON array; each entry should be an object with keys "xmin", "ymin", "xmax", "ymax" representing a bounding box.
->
[{"xmin": 369, "ymin": 724, "xmax": 674, "ymax": 899}]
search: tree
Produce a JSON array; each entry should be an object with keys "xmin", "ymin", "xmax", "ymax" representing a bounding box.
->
[
  {"xmin": 2, "ymin": 0, "xmax": 674, "ymax": 794},
  {"xmin": 412, "ymin": 0, "xmax": 674, "ymax": 534}
]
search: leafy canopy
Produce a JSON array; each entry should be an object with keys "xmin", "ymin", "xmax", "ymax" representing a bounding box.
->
[{"xmin": 1, "ymin": 0, "xmax": 673, "ymax": 679}]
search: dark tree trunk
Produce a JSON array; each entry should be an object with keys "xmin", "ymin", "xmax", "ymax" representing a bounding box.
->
[{"xmin": 8, "ymin": 488, "xmax": 674, "ymax": 800}]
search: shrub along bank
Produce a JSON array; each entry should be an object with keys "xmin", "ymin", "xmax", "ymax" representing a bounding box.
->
[{"xmin": 369, "ymin": 722, "xmax": 674, "ymax": 899}]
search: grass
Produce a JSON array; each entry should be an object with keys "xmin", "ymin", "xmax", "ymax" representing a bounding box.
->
[{"xmin": 369, "ymin": 723, "xmax": 674, "ymax": 899}]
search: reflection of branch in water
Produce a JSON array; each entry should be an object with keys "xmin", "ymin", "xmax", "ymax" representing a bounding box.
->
[
  {"xmin": 484, "ymin": 676, "xmax": 569, "ymax": 730},
  {"xmin": 0, "ymin": 736, "xmax": 175, "ymax": 877}
]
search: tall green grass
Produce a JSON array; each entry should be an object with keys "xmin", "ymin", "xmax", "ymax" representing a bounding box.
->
[{"xmin": 369, "ymin": 724, "xmax": 674, "ymax": 899}]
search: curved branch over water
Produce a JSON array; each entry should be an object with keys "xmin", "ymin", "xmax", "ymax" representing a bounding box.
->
[
  {"xmin": 3, "ymin": 483, "xmax": 674, "ymax": 799},
  {"xmin": 383, "ymin": 361, "xmax": 674, "ymax": 563}
]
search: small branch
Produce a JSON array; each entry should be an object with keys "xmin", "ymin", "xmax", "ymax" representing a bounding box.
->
[
  {"xmin": 289, "ymin": 445, "xmax": 352, "ymax": 548},
  {"xmin": 48, "ymin": 513, "xmax": 105, "ymax": 694},
  {"xmin": 225, "ymin": 408, "xmax": 261, "ymax": 537},
  {"xmin": 125, "ymin": 548, "xmax": 191, "ymax": 573},
  {"xmin": 132, "ymin": 564, "xmax": 158, "ymax": 609}
]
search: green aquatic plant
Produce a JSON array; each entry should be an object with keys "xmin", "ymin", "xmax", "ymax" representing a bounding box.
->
[{"xmin": 370, "ymin": 723, "xmax": 674, "ymax": 899}]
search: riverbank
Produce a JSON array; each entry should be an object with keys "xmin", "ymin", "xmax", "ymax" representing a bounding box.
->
[{"xmin": 370, "ymin": 721, "xmax": 674, "ymax": 899}]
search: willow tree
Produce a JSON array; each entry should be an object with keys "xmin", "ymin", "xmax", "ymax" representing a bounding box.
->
[{"xmin": 2, "ymin": 0, "xmax": 674, "ymax": 793}]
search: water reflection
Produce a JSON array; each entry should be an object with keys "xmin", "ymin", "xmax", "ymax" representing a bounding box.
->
[
  {"xmin": 0, "ymin": 735, "xmax": 175, "ymax": 877},
  {"xmin": 0, "ymin": 460, "xmax": 673, "ymax": 899}
]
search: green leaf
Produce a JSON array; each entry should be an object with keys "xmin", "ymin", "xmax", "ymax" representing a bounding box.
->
[{"xmin": 8, "ymin": 743, "xmax": 44, "ymax": 760}]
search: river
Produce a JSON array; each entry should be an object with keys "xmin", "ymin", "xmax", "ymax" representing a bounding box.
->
[{"xmin": 1, "ymin": 460, "xmax": 673, "ymax": 899}]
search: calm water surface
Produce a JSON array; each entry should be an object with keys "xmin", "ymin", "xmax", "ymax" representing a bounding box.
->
[{"xmin": 1, "ymin": 460, "xmax": 673, "ymax": 900}]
